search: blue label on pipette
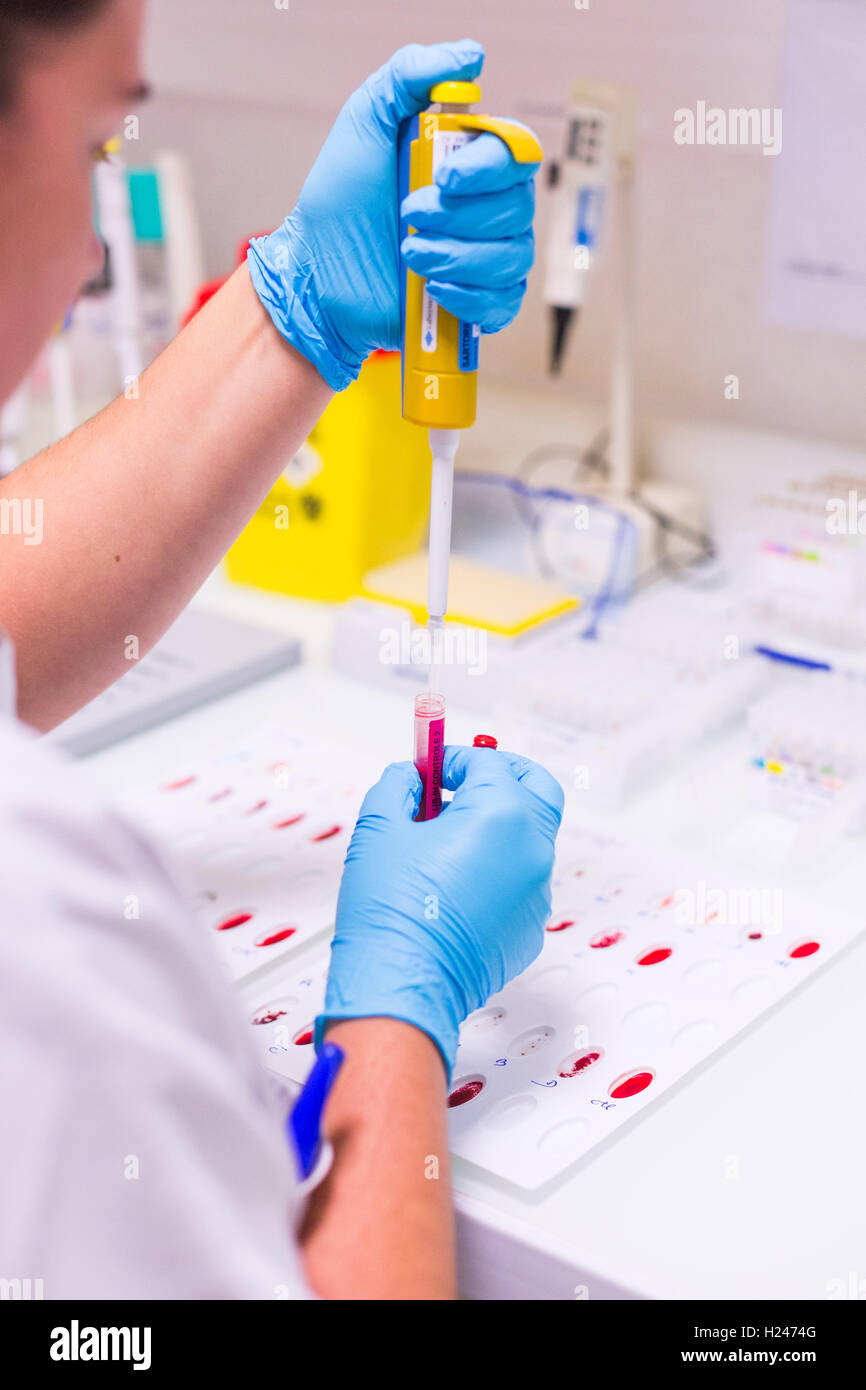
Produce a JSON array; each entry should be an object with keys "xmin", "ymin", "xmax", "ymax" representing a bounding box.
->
[
  {"xmin": 459, "ymin": 320, "xmax": 480, "ymax": 372},
  {"xmin": 575, "ymin": 186, "xmax": 604, "ymax": 249},
  {"xmin": 397, "ymin": 113, "xmax": 419, "ymax": 414}
]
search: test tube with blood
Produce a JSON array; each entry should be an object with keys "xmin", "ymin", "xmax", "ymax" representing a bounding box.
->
[{"xmin": 414, "ymin": 693, "xmax": 446, "ymax": 821}]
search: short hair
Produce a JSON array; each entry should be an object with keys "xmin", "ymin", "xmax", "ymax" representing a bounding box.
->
[{"xmin": 0, "ymin": 0, "xmax": 111, "ymax": 111}]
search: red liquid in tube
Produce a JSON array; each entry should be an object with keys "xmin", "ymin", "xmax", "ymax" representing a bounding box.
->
[{"xmin": 414, "ymin": 693, "xmax": 445, "ymax": 821}]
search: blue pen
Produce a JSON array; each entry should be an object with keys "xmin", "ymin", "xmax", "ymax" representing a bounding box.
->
[
  {"xmin": 288, "ymin": 1042, "xmax": 345, "ymax": 1181},
  {"xmin": 753, "ymin": 644, "xmax": 832, "ymax": 672}
]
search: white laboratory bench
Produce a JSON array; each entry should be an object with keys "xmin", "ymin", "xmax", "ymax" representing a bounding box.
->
[{"xmin": 83, "ymin": 572, "xmax": 866, "ymax": 1302}]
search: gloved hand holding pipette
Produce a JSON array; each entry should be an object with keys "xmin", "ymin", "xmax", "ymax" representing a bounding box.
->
[
  {"xmin": 316, "ymin": 745, "xmax": 565, "ymax": 1076},
  {"xmin": 247, "ymin": 41, "xmax": 539, "ymax": 390}
]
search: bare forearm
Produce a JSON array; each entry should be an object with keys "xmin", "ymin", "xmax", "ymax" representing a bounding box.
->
[
  {"xmin": 0, "ymin": 265, "xmax": 332, "ymax": 730},
  {"xmin": 300, "ymin": 1018, "xmax": 455, "ymax": 1300}
]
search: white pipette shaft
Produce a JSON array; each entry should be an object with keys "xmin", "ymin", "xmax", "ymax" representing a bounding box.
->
[
  {"xmin": 426, "ymin": 428, "xmax": 460, "ymax": 696},
  {"xmin": 427, "ymin": 429, "xmax": 460, "ymax": 621}
]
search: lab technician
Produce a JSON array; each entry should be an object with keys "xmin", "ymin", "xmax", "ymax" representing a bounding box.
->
[{"xmin": 0, "ymin": 1, "xmax": 563, "ymax": 1300}]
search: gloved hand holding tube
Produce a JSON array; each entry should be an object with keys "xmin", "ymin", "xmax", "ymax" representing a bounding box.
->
[{"xmin": 315, "ymin": 747, "xmax": 564, "ymax": 1077}]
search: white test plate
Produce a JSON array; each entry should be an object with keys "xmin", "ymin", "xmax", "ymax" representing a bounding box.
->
[{"xmin": 237, "ymin": 822, "xmax": 861, "ymax": 1190}]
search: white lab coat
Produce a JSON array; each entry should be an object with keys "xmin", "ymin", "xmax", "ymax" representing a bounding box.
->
[{"xmin": 0, "ymin": 631, "xmax": 313, "ymax": 1299}]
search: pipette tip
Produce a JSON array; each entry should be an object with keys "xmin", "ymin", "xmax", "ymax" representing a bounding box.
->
[{"xmin": 427, "ymin": 614, "xmax": 445, "ymax": 694}]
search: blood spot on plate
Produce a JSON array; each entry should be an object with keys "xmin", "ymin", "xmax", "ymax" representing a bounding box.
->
[
  {"xmin": 163, "ymin": 775, "xmax": 196, "ymax": 791},
  {"xmin": 558, "ymin": 1048, "xmax": 603, "ymax": 1079},
  {"xmin": 244, "ymin": 799, "xmax": 269, "ymax": 815},
  {"xmin": 447, "ymin": 1076, "xmax": 484, "ymax": 1108},
  {"xmin": 594, "ymin": 878, "xmax": 631, "ymax": 900},
  {"xmin": 590, "ymin": 929, "xmax": 625, "ymax": 949},
  {"xmin": 311, "ymin": 825, "xmax": 342, "ymax": 842},
  {"xmin": 255, "ymin": 926, "xmax": 297, "ymax": 948},
  {"xmin": 215, "ymin": 911, "xmax": 253, "ymax": 931},
  {"xmin": 464, "ymin": 1007, "xmax": 506, "ymax": 1034},
  {"xmin": 293, "ymin": 1026, "xmax": 314, "ymax": 1046},
  {"xmin": 636, "ymin": 945, "xmax": 673, "ymax": 967},
  {"xmin": 643, "ymin": 890, "xmax": 676, "ymax": 913},
  {"xmin": 208, "ymin": 787, "xmax": 233, "ymax": 803},
  {"xmin": 546, "ymin": 917, "xmax": 576, "ymax": 933},
  {"xmin": 250, "ymin": 1006, "xmax": 289, "ymax": 1025},
  {"xmin": 273, "ymin": 813, "xmax": 306, "ymax": 829},
  {"xmin": 609, "ymin": 1069, "xmax": 654, "ymax": 1100},
  {"xmin": 507, "ymin": 1026, "xmax": 555, "ymax": 1058},
  {"xmin": 789, "ymin": 939, "xmax": 820, "ymax": 959}
]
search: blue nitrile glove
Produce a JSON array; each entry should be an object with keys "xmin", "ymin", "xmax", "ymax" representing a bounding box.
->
[
  {"xmin": 314, "ymin": 746, "xmax": 564, "ymax": 1077},
  {"xmin": 247, "ymin": 40, "xmax": 539, "ymax": 391}
]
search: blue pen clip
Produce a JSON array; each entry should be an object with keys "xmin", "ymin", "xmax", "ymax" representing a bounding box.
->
[{"xmin": 288, "ymin": 1042, "xmax": 345, "ymax": 1181}]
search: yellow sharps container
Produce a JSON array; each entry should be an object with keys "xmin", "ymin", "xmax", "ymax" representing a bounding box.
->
[{"xmin": 225, "ymin": 350, "xmax": 430, "ymax": 601}]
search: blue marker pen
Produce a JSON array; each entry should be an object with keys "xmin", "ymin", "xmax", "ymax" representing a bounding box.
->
[
  {"xmin": 288, "ymin": 1041, "xmax": 345, "ymax": 1182},
  {"xmin": 753, "ymin": 644, "xmax": 832, "ymax": 672}
]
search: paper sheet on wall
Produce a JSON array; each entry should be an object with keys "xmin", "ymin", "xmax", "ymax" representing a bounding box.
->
[{"xmin": 765, "ymin": 0, "xmax": 866, "ymax": 337}]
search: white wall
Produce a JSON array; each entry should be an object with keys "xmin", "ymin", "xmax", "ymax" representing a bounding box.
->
[{"xmin": 136, "ymin": 0, "xmax": 866, "ymax": 452}]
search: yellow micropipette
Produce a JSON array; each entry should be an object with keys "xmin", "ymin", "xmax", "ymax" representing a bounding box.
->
[{"xmin": 397, "ymin": 81, "xmax": 543, "ymax": 692}]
